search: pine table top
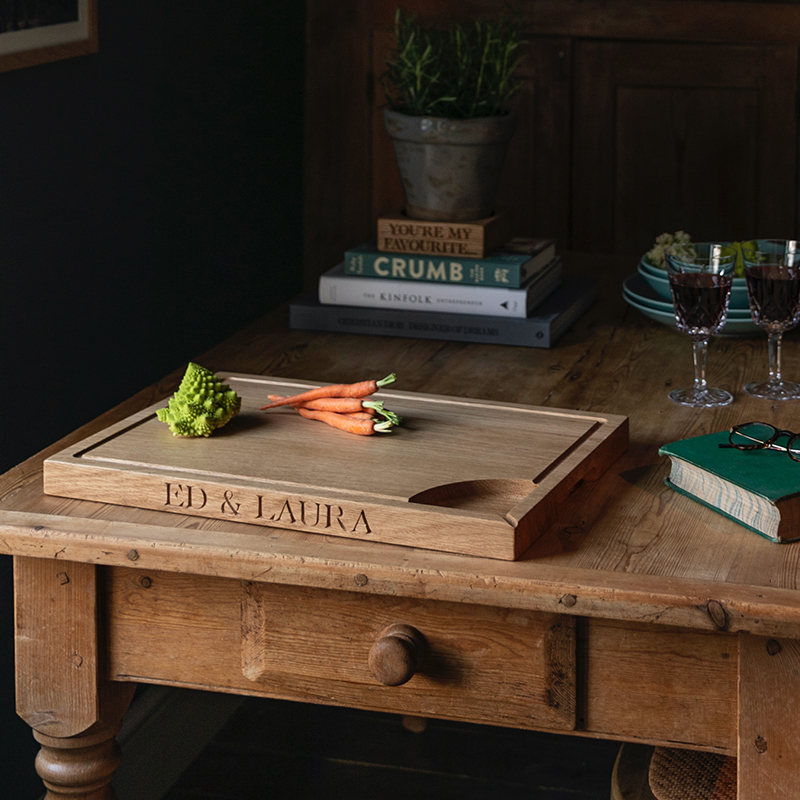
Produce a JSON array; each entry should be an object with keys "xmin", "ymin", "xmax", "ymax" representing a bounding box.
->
[{"xmin": 1, "ymin": 253, "xmax": 799, "ymax": 638}]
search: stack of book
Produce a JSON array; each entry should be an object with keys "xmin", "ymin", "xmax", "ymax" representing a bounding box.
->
[{"xmin": 290, "ymin": 209, "xmax": 597, "ymax": 347}]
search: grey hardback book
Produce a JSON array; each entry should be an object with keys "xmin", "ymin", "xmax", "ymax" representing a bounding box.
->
[{"xmin": 290, "ymin": 275, "xmax": 597, "ymax": 348}]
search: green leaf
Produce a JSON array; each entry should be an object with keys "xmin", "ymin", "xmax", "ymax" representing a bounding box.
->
[{"xmin": 381, "ymin": 6, "xmax": 527, "ymax": 118}]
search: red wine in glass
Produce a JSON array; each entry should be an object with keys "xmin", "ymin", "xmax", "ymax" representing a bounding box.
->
[
  {"xmin": 665, "ymin": 243, "xmax": 736, "ymax": 408},
  {"xmin": 743, "ymin": 252, "xmax": 800, "ymax": 400},
  {"xmin": 746, "ymin": 265, "xmax": 800, "ymax": 329},
  {"xmin": 671, "ymin": 272, "xmax": 733, "ymax": 335}
]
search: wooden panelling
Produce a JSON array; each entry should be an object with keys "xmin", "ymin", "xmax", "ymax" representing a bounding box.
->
[
  {"xmin": 572, "ymin": 40, "xmax": 798, "ymax": 255},
  {"xmin": 520, "ymin": 0, "xmax": 800, "ymax": 45},
  {"xmin": 303, "ymin": 2, "xmax": 374, "ymax": 289},
  {"xmin": 304, "ymin": 0, "xmax": 799, "ymax": 284},
  {"xmin": 738, "ymin": 634, "xmax": 800, "ymax": 799},
  {"xmin": 581, "ymin": 618, "xmax": 737, "ymax": 753}
]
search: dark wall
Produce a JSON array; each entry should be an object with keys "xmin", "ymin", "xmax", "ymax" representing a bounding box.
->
[{"xmin": 0, "ymin": 2, "xmax": 305, "ymax": 795}]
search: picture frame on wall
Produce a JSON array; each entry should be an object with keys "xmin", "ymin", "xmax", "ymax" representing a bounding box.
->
[{"xmin": 0, "ymin": 0, "xmax": 97, "ymax": 73}]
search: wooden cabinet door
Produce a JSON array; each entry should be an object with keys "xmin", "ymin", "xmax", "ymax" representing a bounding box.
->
[
  {"xmin": 303, "ymin": 1, "xmax": 800, "ymax": 283},
  {"xmin": 572, "ymin": 40, "xmax": 798, "ymax": 255}
]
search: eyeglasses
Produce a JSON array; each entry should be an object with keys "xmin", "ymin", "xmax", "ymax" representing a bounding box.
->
[{"xmin": 718, "ymin": 421, "xmax": 800, "ymax": 461}]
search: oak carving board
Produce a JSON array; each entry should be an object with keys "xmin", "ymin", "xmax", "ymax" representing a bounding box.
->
[{"xmin": 43, "ymin": 373, "xmax": 629, "ymax": 560}]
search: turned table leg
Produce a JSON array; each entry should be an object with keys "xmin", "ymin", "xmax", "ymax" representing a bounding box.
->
[
  {"xmin": 13, "ymin": 556, "xmax": 136, "ymax": 799},
  {"xmin": 33, "ymin": 723, "xmax": 125, "ymax": 800}
]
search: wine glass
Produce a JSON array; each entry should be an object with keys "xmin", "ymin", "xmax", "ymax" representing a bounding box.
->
[
  {"xmin": 742, "ymin": 240, "xmax": 800, "ymax": 400},
  {"xmin": 665, "ymin": 243, "xmax": 737, "ymax": 407}
]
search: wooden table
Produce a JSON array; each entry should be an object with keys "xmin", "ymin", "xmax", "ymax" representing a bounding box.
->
[{"xmin": 1, "ymin": 254, "xmax": 799, "ymax": 799}]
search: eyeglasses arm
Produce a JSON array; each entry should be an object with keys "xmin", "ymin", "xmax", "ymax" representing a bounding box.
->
[{"xmin": 717, "ymin": 442, "xmax": 789, "ymax": 452}]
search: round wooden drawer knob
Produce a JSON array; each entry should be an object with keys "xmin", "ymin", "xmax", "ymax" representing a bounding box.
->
[{"xmin": 369, "ymin": 623, "xmax": 426, "ymax": 686}]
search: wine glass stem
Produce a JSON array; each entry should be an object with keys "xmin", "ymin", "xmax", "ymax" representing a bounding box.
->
[
  {"xmin": 692, "ymin": 338, "xmax": 709, "ymax": 391},
  {"xmin": 768, "ymin": 331, "xmax": 784, "ymax": 384}
]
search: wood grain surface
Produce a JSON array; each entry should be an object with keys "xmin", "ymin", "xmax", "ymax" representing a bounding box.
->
[
  {"xmin": 5, "ymin": 252, "xmax": 800, "ymax": 797},
  {"xmin": 738, "ymin": 634, "xmax": 800, "ymax": 799},
  {"xmin": 105, "ymin": 567, "xmax": 737, "ymax": 750},
  {"xmin": 1, "ymin": 253, "xmax": 800, "ymax": 638},
  {"xmin": 42, "ymin": 375, "xmax": 627, "ymax": 560}
]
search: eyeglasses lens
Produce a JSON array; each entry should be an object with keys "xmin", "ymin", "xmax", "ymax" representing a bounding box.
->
[{"xmin": 730, "ymin": 422, "xmax": 776, "ymax": 448}]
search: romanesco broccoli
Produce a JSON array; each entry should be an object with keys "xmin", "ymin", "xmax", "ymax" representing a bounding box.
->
[{"xmin": 156, "ymin": 362, "xmax": 241, "ymax": 437}]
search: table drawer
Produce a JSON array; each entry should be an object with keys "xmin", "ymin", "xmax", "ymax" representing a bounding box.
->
[
  {"xmin": 105, "ymin": 569, "xmax": 575, "ymax": 731},
  {"xmin": 241, "ymin": 582, "xmax": 576, "ymax": 730}
]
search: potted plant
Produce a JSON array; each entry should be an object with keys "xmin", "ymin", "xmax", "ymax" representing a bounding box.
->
[{"xmin": 381, "ymin": 8, "xmax": 526, "ymax": 222}]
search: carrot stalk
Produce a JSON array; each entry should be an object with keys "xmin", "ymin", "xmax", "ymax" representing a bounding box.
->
[
  {"xmin": 300, "ymin": 398, "xmax": 400, "ymax": 426},
  {"xmin": 264, "ymin": 387, "xmax": 402, "ymax": 429},
  {"xmin": 343, "ymin": 411, "xmax": 375, "ymax": 420},
  {"xmin": 364, "ymin": 401, "xmax": 403, "ymax": 426},
  {"xmin": 260, "ymin": 374, "xmax": 396, "ymax": 410},
  {"xmin": 296, "ymin": 406, "xmax": 394, "ymax": 435},
  {"xmin": 264, "ymin": 395, "xmax": 404, "ymax": 425},
  {"xmin": 267, "ymin": 395, "xmax": 375, "ymax": 414}
]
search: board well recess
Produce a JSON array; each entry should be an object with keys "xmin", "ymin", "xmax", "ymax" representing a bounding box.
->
[{"xmin": 43, "ymin": 373, "xmax": 629, "ymax": 560}]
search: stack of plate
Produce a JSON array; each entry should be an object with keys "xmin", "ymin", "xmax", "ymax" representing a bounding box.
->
[{"xmin": 624, "ymin": 258, "xmax": 758, "ymax": 335}]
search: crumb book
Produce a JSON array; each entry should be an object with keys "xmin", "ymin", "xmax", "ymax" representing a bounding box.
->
[
  {"xmin": 344, "ymin": 237, "xmax": 556, "ymax": 288},
  {"xmin": 659, "ymin": 430, "xmax": 800, "ymax": 543}
]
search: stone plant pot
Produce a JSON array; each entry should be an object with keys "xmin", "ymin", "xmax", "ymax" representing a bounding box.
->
[{"xmin": 383, "ymin": 109, "xmax": 518, "ymax": 222}]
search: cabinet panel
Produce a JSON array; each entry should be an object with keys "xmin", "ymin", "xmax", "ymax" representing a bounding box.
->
[
  {"xmin": 572, "ymin": 40, "xmax": 797, "ymax": 254},
  {"xmin": 303, "ymin": 1, "xmax": 800, "ymax": 285}
]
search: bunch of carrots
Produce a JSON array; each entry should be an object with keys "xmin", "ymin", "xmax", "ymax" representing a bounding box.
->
[{"xmin": 260, "ymin": 373, "xmax": 401, "ymax": 436}]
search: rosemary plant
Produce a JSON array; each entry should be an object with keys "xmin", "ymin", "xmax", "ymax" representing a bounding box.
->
[{"xmin": 381, "ymin": 8, "xmax": 526, "ymax": 119}]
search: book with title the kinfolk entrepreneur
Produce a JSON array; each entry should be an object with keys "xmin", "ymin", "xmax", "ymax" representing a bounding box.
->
[
  {"xmin": 318, "ymin": 258, "xmax": 562, "ymax": 318},
  {"xmin": 291, "ymin": 274, "xmax": 596, "ymax": 348},
  {"xmin": 659, "ymin": 430, "xmax": 800, "ymax": 543}
]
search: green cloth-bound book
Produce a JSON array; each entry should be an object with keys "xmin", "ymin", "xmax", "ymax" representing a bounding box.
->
[{"xmin": 659, "ymin": 431, "xmax": 800, "ymax": 543}]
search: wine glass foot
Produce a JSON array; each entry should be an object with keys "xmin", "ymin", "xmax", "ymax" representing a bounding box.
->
[
  {"xmin": 668, "ymin": 387, "xmax": 734, "ymax": 408},
  {"xmin": 744, "ymin": 380, "xmax": 800, "ymax": 400}
]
